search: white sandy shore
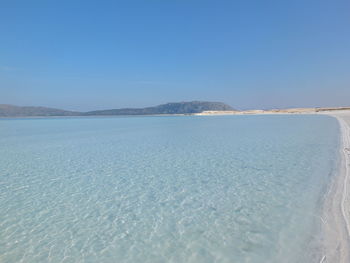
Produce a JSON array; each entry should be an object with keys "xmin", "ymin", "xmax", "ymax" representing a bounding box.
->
[
  {"xmin": 320, "ymin": 111, "xmax": 350, "ymax": 263},
  {"xmin": 194, "ymin": 107, "xmax": 350, "ymax": 116}
]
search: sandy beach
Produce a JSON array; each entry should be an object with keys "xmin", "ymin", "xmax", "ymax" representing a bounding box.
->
[
  {"xmin": 194, "ymin": 107, "xmax": 350, "ymax": 116},
  {"xmin": 320, "ymin": 111, "xmax": 350, "ymax": 262}
]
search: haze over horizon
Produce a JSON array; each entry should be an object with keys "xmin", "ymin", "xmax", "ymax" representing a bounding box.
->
[{"xmin": 1, "ymin": 0, "xmax": 350, "ymax": 111}]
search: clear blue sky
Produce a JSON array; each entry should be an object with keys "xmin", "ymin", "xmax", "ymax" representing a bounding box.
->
[{"xmin": 1, "ymin": 0, "xmax": 349, "ymax": 111}]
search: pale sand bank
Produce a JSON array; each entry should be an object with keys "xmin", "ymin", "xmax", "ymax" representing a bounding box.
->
[
  {"xmin": 321, "ymin": 111, "xmax": 350, "ymax": 263},
  {"xmin": 194, "ymin": 107, "xmax": 350, "ymax": 116}
]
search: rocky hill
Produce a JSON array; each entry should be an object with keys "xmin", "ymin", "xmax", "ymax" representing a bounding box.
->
[
  {"xmin": 0, "ymin": 101, "xmax": 235, "ymax": 117},
  {"xmin": 84, "ymin": 101, "xmax": 234, "ymax": 116}
]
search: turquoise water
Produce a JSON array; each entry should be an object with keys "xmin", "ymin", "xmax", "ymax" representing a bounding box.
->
[{"xmin": 0, "ymin": 115, "xmax": 339, "ymax": 263}]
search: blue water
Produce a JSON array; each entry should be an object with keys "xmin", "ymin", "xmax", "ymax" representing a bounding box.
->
[{"xmin": 0, "ymin": 115, "xmax": 339, "ymax": 263}]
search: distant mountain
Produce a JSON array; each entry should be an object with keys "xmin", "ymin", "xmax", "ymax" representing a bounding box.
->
[
  {"xmin": 0, "ymin": 101, "xmax": 235, "ymax": 117},
  {"xmin": 84, "ymin": 101, "xmax": 235, "ymax": 115},
  {"xmin": 0, "ymin": 104, "xmax": 79, "ymax": 117}
]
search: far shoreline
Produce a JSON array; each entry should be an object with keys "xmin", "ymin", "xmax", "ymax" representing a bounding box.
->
[{"xmin": 1, "ymin": 106, "xmax": 350, "ymax": 119}]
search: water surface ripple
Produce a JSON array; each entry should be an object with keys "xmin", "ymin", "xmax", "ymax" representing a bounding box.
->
[{"xmin": 0, "ymin": 115, "xmax": 339, "ymax": 262}]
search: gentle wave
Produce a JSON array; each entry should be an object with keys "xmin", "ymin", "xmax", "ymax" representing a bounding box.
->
[{"xmin": 0, "ymin": 115, "xmax": 339, "ymax": 262}]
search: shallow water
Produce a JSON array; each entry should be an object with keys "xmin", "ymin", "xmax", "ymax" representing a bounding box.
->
[{"xmin": 0, "ymin": 115, "xmax": 339, "ymax": 262}]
